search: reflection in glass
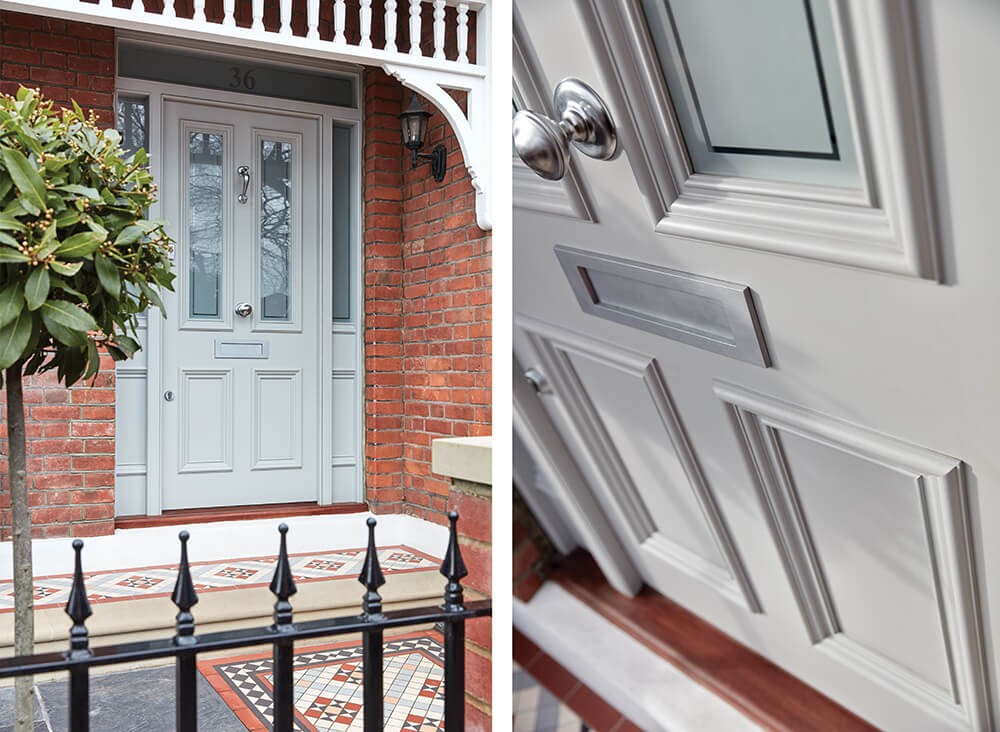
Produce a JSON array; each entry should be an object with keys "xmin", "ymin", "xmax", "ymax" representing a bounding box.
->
[
  {"xmin": 260, "ymin": 140, "xmax": 292, "ymax": 321},
  {"xmin": 332, "ymin": 124, "xmax": 352, "ymax": 320},
  {"xmin": 188, "ymin": 132, "xmax": 223, "ymax": 319},
  {"xmin": 116, "ymin": 96, "xmax": 149, "ymax": 158}
]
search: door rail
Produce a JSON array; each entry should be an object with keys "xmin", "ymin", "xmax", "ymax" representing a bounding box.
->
[{"xmin": 0, "ymin": 512, "xmax": 491, "ymax": 731}]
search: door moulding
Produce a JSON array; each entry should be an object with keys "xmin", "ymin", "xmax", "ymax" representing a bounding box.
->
[{"xmin": 580, "ymin": 0, "xmax": 941, "ymax": 279}]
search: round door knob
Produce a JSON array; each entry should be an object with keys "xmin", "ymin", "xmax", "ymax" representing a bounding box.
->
[
  {"xmin": 523, "ymin": 367, "xmax": 551, "ymax": 394},
  {"xmin": 235, "ymin": 302, "xmax": 253, "ymax": 318},
  {"xmin": 512, "ymin": 78, "xmax": 619, "ymax": 181}
]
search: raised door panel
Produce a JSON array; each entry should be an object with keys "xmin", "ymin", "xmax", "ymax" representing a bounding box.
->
[
  {"xmin": 718, "ymin": 382, "xmax": 991, "ymax": 731},
  {"xmin": 179, "ymin": 369, "xmax": 233, "ymax": 473},
  {"xmin": 523, "ymin": 320, "xmax": 759, "ymax": 612},
  {"xmin": 251, "ymin": 369, "xmax": 302, "ymax": 470}
]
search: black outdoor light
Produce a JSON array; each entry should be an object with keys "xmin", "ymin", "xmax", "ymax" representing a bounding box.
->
[{"xmin": 399, "ymin": 93, "xmax": 447, "ymax": 183}]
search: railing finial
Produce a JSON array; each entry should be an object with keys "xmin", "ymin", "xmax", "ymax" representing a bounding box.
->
[
  {"xmin": 358, "ymin": 517, "xmax": 386, "ymax": 617},
  {"xmin": 270, "ymin": 523, "xmax": 298, "ymax": 628},
  {"xmin": 65, "ymin": 539, "xmax": 93, "ymax": 653},
  {"xmin": 171, "ymin": 530, "xmax": 199, "ymax": 646},
  {"xmin": 440, "ymin": 510, "xmax": 468, "ymax": 611}
]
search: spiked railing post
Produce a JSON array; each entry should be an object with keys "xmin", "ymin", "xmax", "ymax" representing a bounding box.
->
[
  {"xmin": 359, "ymin": 517, "xmax": 386, "ymax": 732},
  {"xmin": 440, "ymin": 510, "xmax": 469, "ymax": 730},
  {"xmin": 171, "ymin": 531, "xmax": 199, "ymax": 732},
  {"xmin": 65, "ymin": 539, "xmax": 93, "ymax": 732},
  {"xmin": 270, "ymin": 523, "xmax": 297, "ymax": 732}
]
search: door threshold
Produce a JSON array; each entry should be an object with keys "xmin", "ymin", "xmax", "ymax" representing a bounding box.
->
[
  {"xmin": 549, "ymin": 550, "xmax": 878, "ymax": 732},
  {"xmin": 115, "ymin": 501, "xmax": 369, "ymax": 530}
]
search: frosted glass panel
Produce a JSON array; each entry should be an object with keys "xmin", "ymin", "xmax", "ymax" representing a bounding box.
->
[
  {"xmin": 260, "ymin": 140, "xmax": 292, "ymax": 321},
  {"xmin": 332, "ymin": 124, "xmax": 352, "ymax": 321},
  {"xmin": 641, "ymin": 0, "xmax": 860, "ymax": 188},
  {"xmin": 188, "ymin": 132, "xmax": 223, "ymax": 319}
]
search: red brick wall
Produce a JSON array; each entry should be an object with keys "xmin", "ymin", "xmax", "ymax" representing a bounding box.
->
[
  {"xmin": 0, "ymin": 358, "xmax": 118, "ymax": 540},
  {"xmin": 0, "ymin": 12, "xmax": 118, "ymax": 538},
  {"xmin": 363, "ymin": 70, "xmax": 492, "ymax": 522},
  {"xmin": 0, "ymin": 11, "xmax": 115, "ymax": 125}
]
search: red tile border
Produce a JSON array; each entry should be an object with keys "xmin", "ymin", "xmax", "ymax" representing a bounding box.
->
[{"xmin": 513, "ymin": 628, "xmax": 639, "ymax": 732}]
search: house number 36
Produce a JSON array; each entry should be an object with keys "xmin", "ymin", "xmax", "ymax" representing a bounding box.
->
[{"xmin": 229, "ymin": 67, "xmax": 257, "ymax": 91}]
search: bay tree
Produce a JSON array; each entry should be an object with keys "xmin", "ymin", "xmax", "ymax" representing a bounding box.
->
[{"xmin": 0, "ymin": 87, "xmax": 173, "ymax": 730}]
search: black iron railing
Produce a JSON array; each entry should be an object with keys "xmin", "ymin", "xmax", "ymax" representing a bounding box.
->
[{"xmin": 0, "ymin": 511, "xmax": 491, "ymax": 731}]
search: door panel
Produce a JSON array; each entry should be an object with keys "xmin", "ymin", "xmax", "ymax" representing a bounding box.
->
[
  {"xmin": 162, "ymin": 100, "xmax": 320, "ymax": 509},
  {"xmin": 513, "ymin": 1, "xmax": 1000, "ymax": 729}
]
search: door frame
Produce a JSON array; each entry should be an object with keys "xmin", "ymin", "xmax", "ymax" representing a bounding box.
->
[{"xmin": 115, "ymin": 33, "xmax": 365, "ymax": 515}]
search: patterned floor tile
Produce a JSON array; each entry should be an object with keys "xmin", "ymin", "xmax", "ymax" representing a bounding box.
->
[
  {"xmin": 199, "ymin": 631, "xmax": 446, "ymax": 731},
  {"xmin": 0, "ymin": 546, "xmax": 438, "ymax": 612},
  {"xmin": 514, "ymin": 662, "xmax": 587, "ymax": 732}
]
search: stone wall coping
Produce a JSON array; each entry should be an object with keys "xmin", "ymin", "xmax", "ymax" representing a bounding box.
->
[{"xmin": 431, "ymin": 436, "xmax": 492, "ymax": 487}]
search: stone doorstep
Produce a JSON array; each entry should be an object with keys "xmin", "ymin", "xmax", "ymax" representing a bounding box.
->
[
  {"xmin": 0, "ymin": 567, "xmax": 446, "ymax": 653},
  {"xmin": 0, "ymin": 586, "xmax": 488, "ymax": 687}
]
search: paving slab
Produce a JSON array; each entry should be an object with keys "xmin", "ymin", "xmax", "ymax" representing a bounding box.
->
[{"xmin": 0, "ymin": 665, "xmax": 248, "ymax": 731}]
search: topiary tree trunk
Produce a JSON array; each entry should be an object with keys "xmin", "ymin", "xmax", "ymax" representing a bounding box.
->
[
  {"xmin": 5, "ymin": 361, "xmax": 34, "ymax": 730},
  {"xmin": 0, "ymin": 87, "xmax": 174, "ymax": 731}
]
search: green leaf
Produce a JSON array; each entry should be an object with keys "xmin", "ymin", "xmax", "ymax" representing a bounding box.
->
[
  {"xmin": 94, "ymin": 253, "xmax": 121, "ymax": 298},
  {"xmin": 0, "ymin": 170, "xmax": 12, "ymax": 200},
  {"xmin": 84, "ymin": 338, "xmax": 100, "ymax": 380},
  {"xmin": 139, "ymin": 280, "xmax": 164, "ymax": 312},
  {"xmin": 0, "ymin": 309, "xmax": 32, "ymax": 370},
  {"xmin": 36, "ymin": 223, "xmax": 58, "ymax": 259},
  {"xmin": 113, "ymin": 335, "xmax": 141, "ymax": 358},
  {"xmin": 132, "ymin": 148, "xmax": 148, "ymax": 167},
  {"xmin": 0, "ymin": 214, "xmax": 25, "ymax": 232},
  {"xmin": 57, "ymin": 184, "xmax": 101, "ymax": 200},
  {"xmin": 55, "ymin": 209, "xmax": 80, "ymax": 229},
  {"xmin": 0, "ymin": 282, "xmax": 25, "ymax": 329},
  {"xmin": 1, "ymin": 147, "xmax": 47, "ymax": 214},
  {"xmin": 43, "ymin": 315, "xmax": 86, "ymax": 347},
  {"xmin": 114, "ymin": 225, "xmax": 144, "ymax": 246},
  {"xmin": 57, "ymin": 231, "xmax": 103, "ymax": 258},
  {"xmin": 24, "ymin": 266, "xmax": 50, "ymax": 310},
  {"xmin": 50, "ymin": 260, "xmax": 83, "ymax": 277},
  {"xmin": 0, "ymin": 248, "xmax": 29, "ymax": 263},
  {"xmin": 40, "ymin": 299, "xmax": 97, "ymax": 333},
  {"xmin": 0, "ymin": 232, "xmax": 17, "ymax": 248}
]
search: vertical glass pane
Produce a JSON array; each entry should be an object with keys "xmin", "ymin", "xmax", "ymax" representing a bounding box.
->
[
  {"xmin": 260, "ymin": 140, "xmax": 292, "ymax": 321},
  {"xmin": 332, "ymin": 124, "xmax": 352, "ymax": 321},
  {"xmin": 116, "ymin": 95, "xmax": 148, "ymax": 158},
  {"xmin": 188, "ymin": 132, "xmax": 223, "ymax": 319}
]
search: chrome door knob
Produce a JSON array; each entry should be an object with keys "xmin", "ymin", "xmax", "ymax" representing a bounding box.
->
[
  {"xmin": 523, "ymin": 367, "xmax": 552, "ymax": 394},
  {"xmin": 235, "ymin": 302, "xmax": 253, "ymax": 318},
  {"xmin": 512, "ymin": 78, "xmax": 619, "ymax": 181}
]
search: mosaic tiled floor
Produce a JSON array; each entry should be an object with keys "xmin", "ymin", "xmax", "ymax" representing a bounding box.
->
[
  {"xmin": 200, "ymin": 631, "xmax": 446, "ymax": 731},
  {"xmin": 514, "ymin": 662, "xmax": 587, "ymax": 732},
  {"xmin": 0, "ymin": 546, "xmax": 438, "ymax": 612}
]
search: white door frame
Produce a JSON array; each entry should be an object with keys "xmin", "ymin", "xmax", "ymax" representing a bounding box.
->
[{"xmin": 115, "ymin": 36, "xmax": 365, "ymax": 515}]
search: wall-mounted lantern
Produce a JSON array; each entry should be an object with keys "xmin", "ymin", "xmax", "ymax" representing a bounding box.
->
[{"xmin": 399, "ymin": 93, "xmax": 447, "ymax": 183}]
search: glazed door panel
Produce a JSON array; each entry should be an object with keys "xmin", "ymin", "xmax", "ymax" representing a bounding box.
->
[{"xmin": 513, "ymin": 1, "xmax": 1000, "ymax": 730}]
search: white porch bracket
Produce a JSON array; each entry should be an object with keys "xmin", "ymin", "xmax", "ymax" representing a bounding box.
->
[{"xmin": 0, "ymin": 0, "xmax": 494, "ymax": 230}]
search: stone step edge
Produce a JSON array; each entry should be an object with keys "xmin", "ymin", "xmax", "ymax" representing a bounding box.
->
[{"xmin": 0, "ymin": 568, "xmax": 445, "ymax": 650}]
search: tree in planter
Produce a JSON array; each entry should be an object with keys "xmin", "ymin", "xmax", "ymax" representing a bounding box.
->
[{"xmin": 0, "ymin": 87, "xmax": 173, "ymax": 730}]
